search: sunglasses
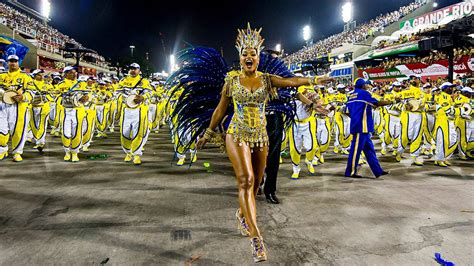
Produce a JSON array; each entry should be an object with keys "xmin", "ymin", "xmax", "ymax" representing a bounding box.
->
[{"xmin": 8, "ymin": 60, "xmax": 18, "ymax": 63}]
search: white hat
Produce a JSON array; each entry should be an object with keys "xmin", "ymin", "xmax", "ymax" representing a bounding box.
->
[
  {"xmin": 98, "ymin": 80, "xmax": 106, "ymax": 85},
  {"xmin": 63, "ymin": 66, "xmax": 75, "ymax": 73},
  {"xmin": 392, "ymin": 81, "xmax": 402, "ymax": 87},
  {"xmin": 31, "ymin": 69, "xmax": 44, "ymax": 76},
  {"xmin": 0, "ymin": 66, "xmax": 5, "ymax": 71},
  {"xmin": 327, "ymin": 87, "xmax": 336, "ymax": 94},
  {"xmin": 431, "ymin": 86, "xmax": 441, "ymax": 92},
  {"xmin": 130, "ymin": 63, "xmax": 140, "ymax": 69},
  {"xmin": 102, "ymin": 78, "xmax": 111, "ymax": 83},
  {"xmin": 336, "ymin": 84, "xmax": 346, "ymax": 89},
  {"xmin": 78, "ymin": 75, "xmax": 89, "ymax": 82},
  {"xmin": 423, "ymin": 83, "xmax": 432, "ymax": 88},
  {"xmin": 7, "ymin": 55, "xmax": 19, "ymax": 61},
  {"xmin": 440, "ymin": 82, "xmax": 454, "ymax": 90},
  {"xmin": 461, "ymin": 87, "xmax": 473, "ymax": 94}
]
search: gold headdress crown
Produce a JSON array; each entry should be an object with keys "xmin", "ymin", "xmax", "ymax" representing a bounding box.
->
[{"xmin": 235, "ymin": 23, "xmax": 265, "ymax": 55}]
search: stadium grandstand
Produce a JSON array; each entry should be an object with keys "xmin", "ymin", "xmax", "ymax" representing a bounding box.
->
[
  {"xmin": 284, "ymin": 0, "xmax": 473, "ymax": 87},
  {"xmin": 0, "ymin": 1, "xmax": 112, "ymax": 74}
]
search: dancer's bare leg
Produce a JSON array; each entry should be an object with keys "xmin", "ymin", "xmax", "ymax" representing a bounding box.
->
[
  {"xmin": 251, "ymin": 146, "xmax": 268, "ymax": 197},
  {"xmin": 226, "ymin": 134, "xmax": 261, "ymax": 237}
]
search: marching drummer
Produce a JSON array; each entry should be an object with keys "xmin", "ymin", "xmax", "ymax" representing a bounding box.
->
[
  {"xmin": 94, "ymin": 80, "xmax": 112, "ymax": 138},
  {"xmin": 0, "ymin": 55, "xmax": 33, "ymax": 162},
  {"xmin": 117, "ymin": 63, "xmax": 152, "ymax": 165},
  {"xmin": 28, "ymin": 69, "xmax": 53, "ymax": 152},
  {"xmin": 57, "ymin": 66, "xmax": 89, "ymax": 162},
  {"xmin": 396, "ymin": 74, "xmax": 426, "ymax": 166}
]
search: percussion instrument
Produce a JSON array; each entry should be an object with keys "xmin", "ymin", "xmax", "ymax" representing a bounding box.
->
[
  {"xmin": 406, "ymin": 99, "xmax": 422, "ymax": 112},
  {"xmin": 149, "ymin": 95, "xmax": 159, "ymax": 104},
  {"xmin": 62, "ymin": 92, "xmax": 86, "ymax": 108},
  {"xmin": 1, "ymin": 90, "xmax": 19, "ymax": 104},
  {"xmin": 461, "ymin": 103, "xmax": 472, "ymax": 118},
  {"xmin": 125, "ymin": 94, "xmax": 140, "ymax": 108},
  {"xmin": 30, "ymin": 91, "xmax": 48, "ymax": 106},
  {"xmin": 94, "ymin": 91, "xmax": 109, "ymax": 105}
]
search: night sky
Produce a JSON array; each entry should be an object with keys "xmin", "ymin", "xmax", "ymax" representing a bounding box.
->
[{"xmin": 19, "ymin": 0, "xmax": 460, "ymax": 71}]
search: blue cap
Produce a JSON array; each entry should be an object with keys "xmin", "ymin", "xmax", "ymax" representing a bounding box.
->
[{"xmin": 354, "ymin": 78, "xmax": 368, "ymax": 89}]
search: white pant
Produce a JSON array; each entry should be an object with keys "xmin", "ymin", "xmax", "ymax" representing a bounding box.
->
[
  {"xmin": 0, "ymin": 103, "xmax": 29, "ymax": 154},
  {"xmin": 373, "ymin": 109, "xmax": 382, "ymax": 129},
  {"xmin": 316, "ymin": 118, "xmax": 330, "ymax": 148},
  {"xmin": 49, "ymin": 102, "xmax": 56, "ymax": 122},
  {"xmin": 32, "ymin": 107, "xmax": 48, "ymax": 145},
  {"xmin": 63, "ymin": 108, "xmax": 83, "ymax": 153},
  {"xmin": 333, "ymin": 114, "xmax": 351, "ymax": 149},
  {"xmin": 292, "ymin": 122, "xmax": 314, "ymax": 154},
  {"xmin": 95, "ymin": 105, "xmax": 106, "ymax": 131},
  {"xmin": 434, "ymin": 120, "xmax": 457, "ymax": 161},
  {"xmin": 467, "ymin": 120, "xmax": 474, "ymax": 143},
  {"xmin": 398, "ymin": 112, "xmax": 423, "ymax": 157},
  {"xmin": 384, "ymin": 115, "xmax": 401, "ymax": 150},
  {"xmin": 148, "ymin": 104, "xmax": 157, "ymax": 123},
  {"xmin": 424, "ymin": 113, "xmax": 435, "ymax": 150},
  {"xmin": 121, "ymin": 107, "xmax": 147, "ymax": 156}
]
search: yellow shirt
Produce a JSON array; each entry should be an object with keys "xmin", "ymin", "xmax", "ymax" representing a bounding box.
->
[
  {"xmin": 118, "ymin": 75, "xmax": 151, "ymax": 90},
  {"xmin": 455, "ymin": 94, "xmax": 470, "ymax": 105},
  {"xmin": 57, "ymin": 78, "xmax": 81, "ymax": 92},
  {"xmin": 29, "ymin": 80, "xmax": 53, "ymax": 92},
  {"xmin": 331, "ymin": 92, "xmax": 347, "ymax": 104},
  {"xmin": 0, "ymin": 69, "xmax": 34, "ymax": 102},
  {"xmin": 400, "ymin": 85, "xmax": 424, "ymax": 101},
  {"xmin": 434, "ymin": 92, "xmax": 455, "ymax": 118},
  {"xmin": 0, "ymin": 69, "xmax": 32, "ymax": 89},
  {"xmin": 384, "ymin": 91, "xmax": 402, "ymax": 115}
]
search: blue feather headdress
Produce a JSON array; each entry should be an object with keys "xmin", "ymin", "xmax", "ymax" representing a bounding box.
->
[{"xmin": 165, "ymin": 47, "xmax": 296, "ymax": 151}]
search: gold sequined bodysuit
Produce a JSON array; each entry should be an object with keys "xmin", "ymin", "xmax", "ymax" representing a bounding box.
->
[{"xmin": 224, "ymin": 73, "xmax": 278, "ymax": 149}]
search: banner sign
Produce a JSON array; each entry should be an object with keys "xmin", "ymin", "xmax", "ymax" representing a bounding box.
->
[
  {"xmin": 400, "ymin": 1, "xmax": 473, "ymax": 30},
  {"xmin": 358, "ymin": 56, "xmax": 473, "ymax": 81},
  {"xmin": 370, "ymin": 42, "xmax": 419, "ymax": 58}
]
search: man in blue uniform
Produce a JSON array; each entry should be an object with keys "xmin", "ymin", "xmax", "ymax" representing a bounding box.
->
[{"xmin": 345, "ymin": 79, "xmax": 392, "ymax": 178}]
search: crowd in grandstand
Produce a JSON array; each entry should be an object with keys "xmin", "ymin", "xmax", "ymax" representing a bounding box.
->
[
  {"xmin": 376, "ymin": 33, "xmax": 421, "ymax": 49},
  {"xmin": 366, "ymin": 47, "xmax": 474, "ymax": 70},
  {"xmin": 284, "ymin": 1, "xmax": 424, "ymax": 65},
  {"xmin": 0, "ymin": 3, "xmax": 107, "ymax": 68}
]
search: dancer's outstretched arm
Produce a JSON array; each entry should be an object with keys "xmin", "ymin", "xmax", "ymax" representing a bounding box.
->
[
  {"xmin": 197, "ymin": 84, "xmax": 230, "ymax": 149},
  {"xmin": 270, "ymin": 75, "xmax": 333, "ymax": 88}
]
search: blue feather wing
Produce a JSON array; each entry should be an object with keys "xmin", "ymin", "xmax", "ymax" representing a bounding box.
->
[
  {"xmin": 165, "ymin": 47, "xmax": 231, "ymax": 148},
  {"xmin": 258, "ymin": 52, "xmax": 297, "ymax": 129}
]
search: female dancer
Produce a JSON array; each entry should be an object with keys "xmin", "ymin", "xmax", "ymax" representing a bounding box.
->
[{"xmin": 195, "ymin": 24, "xmax": 331, "ymax": 262}]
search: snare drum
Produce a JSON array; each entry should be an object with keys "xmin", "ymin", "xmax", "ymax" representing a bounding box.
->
[
  {"xmin": 2, "ymin": 90, "xmax": 19, "ymax": 104},
  {"xmin": 31, "ymin": 92, "xmax": 48, "ymax": 106},
  {"xmin": 406, "ymin": 99, "xmax": 422, "ymax": 112},
  {"xmin": 125, "ymin": 94, "xmax": 140, "ymax": 108},
  {"xmin": 62, "ymin": 92, "xmax": 83, "ymax": 108}
]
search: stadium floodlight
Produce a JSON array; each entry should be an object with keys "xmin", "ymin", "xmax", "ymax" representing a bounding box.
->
[
  {"xmin": 275, "ymin": 44, "xmax": 281, "ymax": 52},
  {"xmin": 341, "ymin": 2, "xmax": 353, "ymax": 23},
  {"xmin": 433, "ymin": 2, "xmax": 438, "ymax": 8},
  {"xmin": 129, "ymin": 45, "xmax": 135, "ymax": 57},
  {"xmin": 302, "ymin": 25, "xmax": 312, "ymax": 41},
  {"xmin": 41, "ymin": 0, "xmax": 51, "ymax": 19},
  {"xmin": 170, "ymin": 54, "xmax": 176, "ymax": 73}
]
